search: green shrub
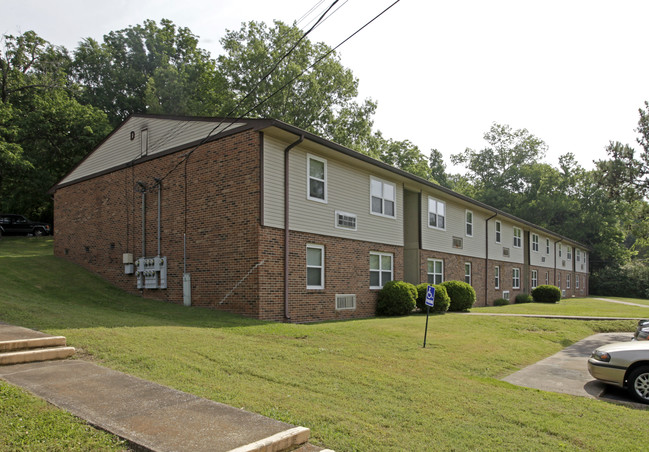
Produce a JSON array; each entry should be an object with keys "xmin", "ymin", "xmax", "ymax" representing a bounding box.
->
[
  {"xmin": 415, "ymin": 283, "xmax": 451, "ymax": 314},
  {"xmin": 515, "ymin": 293, "xmax": 533, "ymax": 304},
  {"xmin": 376, "ymin": 281, "xmax": 417, "ymax": 316},
  {"xmin": 531, "ymin": 285, "xmax": 561, "ymax": 303},
  {"xmin": 441, "ymin": 280, "xmax": 476, "ymax": 312},
  {"xmin": 493, "ymin": 298, "xmax": 509, "ymax": 306}
]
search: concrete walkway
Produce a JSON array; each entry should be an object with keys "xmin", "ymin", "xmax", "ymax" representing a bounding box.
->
[{"xmin": 0, "ymin": 324, "xmax": 322, "ymax": 452}]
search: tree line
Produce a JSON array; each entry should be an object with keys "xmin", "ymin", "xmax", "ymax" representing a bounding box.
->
[{"xmin": 1, "ymin": 19, "xmax": 647, "ymax": 296}]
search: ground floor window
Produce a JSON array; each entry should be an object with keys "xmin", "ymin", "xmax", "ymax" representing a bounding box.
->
[
  {"xmin": 494, "ymin": 265, "xmax": 500, "ymax": 289},
  {"xmin": 464, "ymin": 262, "xmax": 471, "ymax": 285},
  {"xmin": 512, "ymin": 268, "xmax": 520, "ymax": 289},
  {"xmin": 306, "ymin": 244, "xmax": 324, "ymax": 289},
  {"xmin": 427, "ymin": 259, "xmax": 443, "ymax": 285},
  {"xmin": 545, "ymin": 271, "xmax": 549, "ymax": 285},
  {"xmin": 576, "ymin": 275, "xmax": 580, "ymax": 289},
  {"xmin": 567, "ymin": 273, "xmax": 571, "ymax": 289},
  {"xmin": 370, "ymin": 252, "xmax": 393, "ymax": 289},
  {"xmin": 557, "ymin": 272, "xmax": 561, "ymax": 288},
  {"xmin": 531, "ymin": 270, "xmax": 538, "ymax": 289}
]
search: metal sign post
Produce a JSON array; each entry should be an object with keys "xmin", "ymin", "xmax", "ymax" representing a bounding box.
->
[{"xmin": 423, "ymin": 285, "xmax": 435, "ymax": 348}]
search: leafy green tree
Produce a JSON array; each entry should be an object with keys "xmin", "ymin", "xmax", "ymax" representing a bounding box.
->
[
  {"xmin": 73, "ymin": 19, "xmax": 226, "ymax": 124},
  {"xmin": 428, "ymin": 148, "xmax": 450, "ymax": 187}
]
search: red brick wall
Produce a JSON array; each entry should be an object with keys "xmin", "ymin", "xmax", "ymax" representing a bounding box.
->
[
  {"xmin": 54, "ymin": 130, "xmax": 263, "ymax": 318},
  {"xmin": 258, "ymin": 227, "xmax": 403, "ymax": 322}
]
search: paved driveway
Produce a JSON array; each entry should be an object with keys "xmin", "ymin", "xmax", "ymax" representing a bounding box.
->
[{"xmin": 503, "ymin": 332, "xmax": 648, "ymax": 408}]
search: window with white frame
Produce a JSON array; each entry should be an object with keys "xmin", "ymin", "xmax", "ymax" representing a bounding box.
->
[
  {"xmin": 335, "ymin": 211, "xmax": 357, "ymax": 230},
  {"xmin": 559, "ymin": 244, "xmax": 562, "ymax": 258},
  {"xmin": 512, "ymin": 268, "xmax": 520, "ymax": 289},
  {"xmin": 307, "ymin": 155, "xmax": 327, "ymax": 202},
  {"xmin": 336, "ymin": 294, "xmax": 356, "ymax": 310},
  {"xmin": 465, "ymin": 263, "xmax": 471, "ymax": 285},
  {"xmin": 465, "ymin": 210, "xmax": 473, "ymax": 237},
  {"xmin": 306, "ymin": 244, "xmax": 324, "ymax": 289},
  {"xmin": 545, "ymin": 271, "xmax": 549, "ymax": 285},
  {"xmin": 503, "ymin": 290, "xmax": 510, "ymax": 301},
  {"xmin": 576, "ymin": 249, "xmax": 581, "ymax": 262},
  {"xmin": 370, "ymin": 177, "xmax": 395, "ymax": 217},
  {"xmin": 567, "ymin": 247, "xmax": 572, "ymax": 260},
  {"xmin": 576, "ymin": 275, "xmax": 580, "ymax": 289},
  {"xmin": 557, "ymin": 272, "xmax": 561, "ymax": 288},
  {"xmin": 495, "ymin": 221, "xmax": 502, "ymax": 244},
  {"xmin": 370, "ymin": 252, "xmax": 393, "ymax": 289},
  {"xmin": 427, "ymin": 259, "xmax": 444, "ymax": 285},
  {"xmin": 532, "ymin": 234, "xmax": 539, "ymax": 252},
  {"xmin": 546, "ymin": 238, "xmax": 550, "ymax": 254},
  {"xmin": 494, "ymin": 265, "xmax": 500, "ymax": 289},
  {"xmin": 428, "ymin": 197, "xmax": 446, "ymax": 229},
  {"xmin": 531, "ymin": 270, "xmax": 538, "ymax": 289},
  {"xmin": 513, "ymin": 227, "xmax": 522, "ymax": 248},
  {"xmin": 567, "ymin": 273, "xmax": 571, "ymax": 289}
]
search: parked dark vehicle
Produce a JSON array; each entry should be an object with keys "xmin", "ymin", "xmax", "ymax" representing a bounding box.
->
[{"xmin": 0, "ymin": 214, "xmax": 51, "ymax": 237}]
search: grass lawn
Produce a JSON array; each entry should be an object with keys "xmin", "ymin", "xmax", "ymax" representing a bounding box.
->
[
  {"xmin": 473, "ymin": 297, "xmax": 649, "ymax": 317},
  {"xmin": 1, "ymin": 237, "xmax": 648, "ymax": 451}
]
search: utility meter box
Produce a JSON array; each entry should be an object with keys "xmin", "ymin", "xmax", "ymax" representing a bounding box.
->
[
  {"xmin": 135, "ymin": 256, "xmax": 167, "ymax": 289},
  {"xmin": 123, "ymin": 253, "xmax": 134, "ymax": 274}
]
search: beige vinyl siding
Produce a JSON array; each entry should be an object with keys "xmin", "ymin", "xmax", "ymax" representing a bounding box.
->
[
  {"xmin": 530, "ymin": 234, "xmax": 555, "ymax": 269},
  {"xmin": 420, "ymin": 192, "xmax": 488, "ymax": 258},
  {"xmin": 60, "ymin": 117, "xmax": 246, "ymax": 185},
  {"xmin": 487, "ymin": 220, "xmax": 524, "ymax": 263},
  {"xmin": 576, "ymin": 249, "xmax": 589, "ymax": 274},
  {"xmin": 263, "ymin": 136, "xmax": 403, "ymax": 246}
]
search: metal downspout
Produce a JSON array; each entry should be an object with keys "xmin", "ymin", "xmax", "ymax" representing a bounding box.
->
[
  {"xmin": 485, "ymin": 213, "xmax": 497, "ymax": 306},
  {"xmin": 284, "ymin": 134, "xmax": 304, "ymax": 321},
  {"xmin": 155, "ymin": 178, "xmax": 162, "ymax": 257}
]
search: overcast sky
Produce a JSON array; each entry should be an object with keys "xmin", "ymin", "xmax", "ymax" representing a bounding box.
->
[{"xmin": 3, "ymin": 0, "xmax": 648, "ymax": 172}]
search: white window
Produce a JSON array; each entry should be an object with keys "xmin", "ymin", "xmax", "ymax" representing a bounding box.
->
[
  {"xmin": 576, "ymin": 275, "xmax": 580, "ymax": 289},
  {"xmin": 532, "ymin": 234, "xmax": 539, "ymax": 252},
  {"xmin": 494, "ymin": 265, "xmax": 500, "ymax": 289},
  {"xmin": 370, "ymin": 252, "xmax": 393, "ymax": 289},
  {"xmin": 335, "ymin": 211, "xmax": 357, "ymax": 231},
  {"xmin": 465, "ymin": 263, "xmax": 471, "ymax": 285},
  {"xmin": 545, "ymin": 271, "xmax": 549, "ymax": 285},
  {"xmin": 576, "ymin": 249, "xmax": 581, "ymax": 262},
  {"xmin": 465, "ymin": 210, "xmax": 473, "ymax": 237},
  {"xmin": 306, "ymin": 244, "xmax": 324, "ymax": 289},
  {"xmin": 513, "ymin": 227, "xmax": 522, "ymax": 248},
  {"xmin": 567, "ymin": 247, "xmax": 572, "ymax": 260},
  {"xmin": 557, "ymin": 272, "xmax": 561, "ymax": 288},
  {"xmin": 503, "ymin": 290, "xmax": 510, "ymax": 301},
  {"xmin": 336, "ymin": 294, "xmax": 356, "ymax": 310},
  {"xmin": 370, "ymin": 177, "xmax": 395, "ymax": 218},
  {"xmin": 495, "ymin": 221, "xmax": 502, "ymax": 244},
  {"xmin": 567, "ymin": 273, "xmax": 571, "ymax": 289},
  {"xmin": 546, "ymin": 238, "xmax": 550, "ymax": 254},
  {"xmin": 428, "ymin": 197, "xmax": 446, "ymax": 229},
  {"xmin": 427, "ymin": 259, "xmax": 443, "ymax": 285},
  {"xmin": 307, "ymin": 155, "xmax": 327, "ymax": 203},
  {"xmin": 512, "ymin": 268, "xmax": 520, "ymax": 289},
  {"xmin": 531, "ymin": 270, "xmax": 538, "ymax": 289},
  {"xmin": 558, "ymin": 244, "xmax": 562, "ymax": 258}
]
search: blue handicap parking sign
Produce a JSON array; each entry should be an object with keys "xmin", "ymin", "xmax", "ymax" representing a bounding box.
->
[{"xmin": 425, "ymin": 285, "xmax": 436, "ymax": 307}]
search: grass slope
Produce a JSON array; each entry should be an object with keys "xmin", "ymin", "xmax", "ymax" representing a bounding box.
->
[{"xmin": 1, "ymin": 237, "xmax": 647, "ymax": 451}]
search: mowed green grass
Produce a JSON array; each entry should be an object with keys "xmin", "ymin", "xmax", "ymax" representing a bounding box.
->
[{"xmin": 1, "ymin": 237, "xmax": 648, "ymax": 451}]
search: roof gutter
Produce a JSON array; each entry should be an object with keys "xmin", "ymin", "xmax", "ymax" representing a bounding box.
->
[{"xmin": 284, "ymin": 134, "xmax": 304, "ymax": 321}]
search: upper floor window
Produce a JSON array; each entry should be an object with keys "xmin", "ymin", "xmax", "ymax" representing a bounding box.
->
[
  {"xmin": 567, "ymin": 247, "xmax": 572, "ymax": 260},
  {"xmin": 532, "ymin": 234, "xmax": 539, "ymax": 252},
  {"xmin": 370, "ymin": 252, "xmax": 393, "ymax": 289},
  {"xmin": 576, "ymin": 249, "xmax": 581, "ymax": 262},
  {"xmin": 465, "ymin": 210, "xmax": 473, "ymax": 237},
  {"xmin": 427, "ymin": 259, "xmax": 443, "ymax": 285},
  {"xmin": 306, "ymin": 244, "xmax": 324, "ymax": 289},
  {"xmin": 546, "ymin": 238, "xmax": 550, "ymax": 254},
  {"xmin": 370, "ymin": 177, "xmax": 395, "ymax": 218},
  {"xmin": 513, "ymin": 227, "xmax": 522, "ymax": 248},
  {"xmin": 428, "ymin": 197, "xmax": 446, "ymax": 229},
  {"xmin": 495, "ymin": 221, "xmax": 502, "ymax": 244},
  {"xmin": 307, "ymin": 155, "xmax": 327, "ymax": 203},
  {"xmin": 559, "ymin": 244, "xmax": 562, "ymax": 258}
]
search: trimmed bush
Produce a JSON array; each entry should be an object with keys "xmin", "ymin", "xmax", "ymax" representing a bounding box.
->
[
  {"xmin": 531, "ymin": 285, "xmax": 561, "ymax": 303},
  {"xmin": 493, "ymin": 298, "xmax": 509, "ymax": 306},
  {"xmin": 515, "ymin": 293, "xmax": 533, "ymax": 304},
  {"xmin": 415, "ymin": 283, "xmax": 451, "ymax": 314},
  {"xmin": 441, "ymin": 280, "xmax": 476, "ymax": 312},
  {"xmin": 376, "ymin": 281, "xmax": 417, "ymax": 316}
]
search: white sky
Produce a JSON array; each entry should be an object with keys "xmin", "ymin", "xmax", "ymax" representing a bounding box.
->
[{"xmin": 2, "ymin": 0, "xmax": 648, "ymax": 173}]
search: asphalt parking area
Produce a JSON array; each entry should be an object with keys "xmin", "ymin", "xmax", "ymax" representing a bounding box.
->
[{"xmin": 503, "ymin": 332, "xmax": 648, "ymax": 409}]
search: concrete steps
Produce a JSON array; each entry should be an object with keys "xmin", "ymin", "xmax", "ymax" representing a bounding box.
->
[{"xmin": 0, "ymin": 335, "xmax": 75, "ymax": 365}]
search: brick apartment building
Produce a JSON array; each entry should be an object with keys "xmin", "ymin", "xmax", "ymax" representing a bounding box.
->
[{"xmin": 51, "ymin": 114, "xmax": 590, "ymax": 322}]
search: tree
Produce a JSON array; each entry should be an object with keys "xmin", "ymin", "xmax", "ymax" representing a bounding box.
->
[
  {"xmin": 217, "ymin": 20, "xmax": 376, "ymax": 147},
  {"xmin": 428, "ymin": 149, "xmax": 450, "ymax": 187},
  {"xmin": 73, "ymin": 19, "xmax": 226, "ymax": 125}
]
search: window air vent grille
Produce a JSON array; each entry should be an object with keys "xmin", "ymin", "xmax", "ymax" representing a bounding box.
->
[
  {"xmin": 503, "ymin": 247, "xmax": 510, "ymax": 257},
  {"xmin": 336, "ymin": 294, "xmax": 356, "ymax": 310},
  {"xmin": 452, "ymin": 237, "xmax": 463, "ymax": 249}
]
